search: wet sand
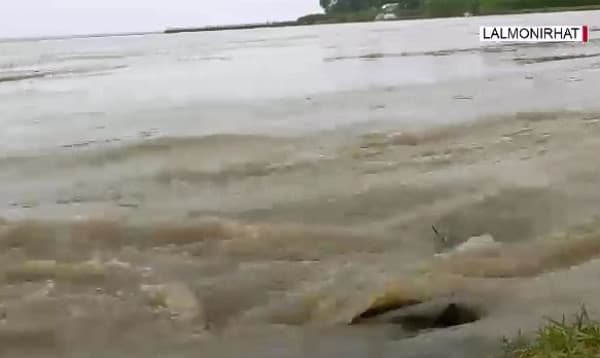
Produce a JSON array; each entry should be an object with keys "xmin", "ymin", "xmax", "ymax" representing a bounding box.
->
[{"xmin": 1, "ymin": 10, "xmax": 600, "ymax": 358}]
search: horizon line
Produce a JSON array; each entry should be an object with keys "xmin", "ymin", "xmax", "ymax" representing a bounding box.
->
[{"xmin": 0, "ymin": 30, "xmax": 166, "ymax": 44}]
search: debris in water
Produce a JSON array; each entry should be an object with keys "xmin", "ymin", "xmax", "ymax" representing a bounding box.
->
[{"xmin": 453, "ymin": 95, "xmax": 473, "ymax": 100}]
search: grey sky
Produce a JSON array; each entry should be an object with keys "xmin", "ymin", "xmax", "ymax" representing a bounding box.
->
[{"xmin": 1, "ymin": 0, "xmax": 323, "ymax": 38}]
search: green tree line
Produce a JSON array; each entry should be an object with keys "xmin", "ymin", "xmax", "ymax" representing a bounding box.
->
[
  {"xmin": 298, "ymin": 0, "xmax": 600, "ymax": 24},
  {"xmin": 320, "ymin": 0, "xmax": 600, "ymax": 15},
  {"xmin": 320, "ymin": 0, "xmax": 420, "ymax": 13}
]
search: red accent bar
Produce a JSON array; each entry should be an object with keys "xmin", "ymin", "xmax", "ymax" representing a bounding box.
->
[{"xmin": 583, "ymin": 25, "xmax": 589, "ymax": 43}]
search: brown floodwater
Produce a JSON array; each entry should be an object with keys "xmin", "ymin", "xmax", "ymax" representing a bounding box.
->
[{"xmin": 1, "ymin": 10, "xmax": 600, "ymax": 358}]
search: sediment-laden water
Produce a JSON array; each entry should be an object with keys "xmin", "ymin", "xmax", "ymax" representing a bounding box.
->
[{"xmin": 1, "ymin": 10, "xmax": 600, "ymax": 358}]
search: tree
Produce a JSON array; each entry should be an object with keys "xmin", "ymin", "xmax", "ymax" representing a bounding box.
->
[
  {"xmin": 320, "ymin": 0, "xmax": 332, "ymax": 11},
  {"xmin": 321, "ymin": 0, "xmax": 373, "ymax": 13}
]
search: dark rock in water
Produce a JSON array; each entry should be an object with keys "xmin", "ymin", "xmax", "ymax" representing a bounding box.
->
[{"xmin": 353, "ymin": 297, "xmax": 483, "ymax": 332}]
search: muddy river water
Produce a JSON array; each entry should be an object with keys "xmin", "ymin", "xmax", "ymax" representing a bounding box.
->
[{"xmin": 1, "ymin": 10, "xmax": 600, "ymax": 358}]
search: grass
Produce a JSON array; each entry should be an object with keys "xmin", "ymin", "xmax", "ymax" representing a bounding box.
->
[
  {"xmin": 426, "ymin": 0, "xmax": 481, "ymax": 17},
  {"xmin": 425, "ymin": 0, "xmax": 600, "ymax": 17},
  {"xmin": 480, "ymin": 0, "xmax": 600, "ymax": 12},
  {"xmin": 503, "ymin": 307, "xmax": 600, "ymax": 357}
]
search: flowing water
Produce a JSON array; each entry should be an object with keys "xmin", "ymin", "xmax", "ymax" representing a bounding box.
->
[{"xmin": 1, "ymin": 10, "xmax": 600, "ymax": 358}]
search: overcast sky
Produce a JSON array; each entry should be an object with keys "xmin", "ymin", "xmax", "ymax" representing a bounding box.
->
[{"xmin": 1, "ymin": 0, "xmax": 323, "ymax": 38}]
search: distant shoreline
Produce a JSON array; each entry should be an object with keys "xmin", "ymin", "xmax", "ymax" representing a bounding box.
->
[
  {"xmin": 1, "ymin": 5, "xmax": 598, "ymax": 43},
  {"xmin": 163, "ymin": 5, "xmax": 600, "ymax": 35},
  {"xmin": 164, "ymin": 21, "xmax": 302, "ymax": 34},
  {"xmin": 0, "ymin": 31, "xmax": 161, "ymax": 44}
]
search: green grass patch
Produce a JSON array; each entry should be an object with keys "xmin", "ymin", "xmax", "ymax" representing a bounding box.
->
[
  {"xmin": 426, "ymin": 0, "xmax": 600, "ymax": 17},
  {"xmin": 426, "ymin": 0, "xmax": 481, "ymax": 17},
  {"xmin": 503, "ymin": 307, "xmax": 600, "ymax": 357},
  {"xmin": 480, "ymin": 0, "xmax": 600, "ymax": 12}
]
